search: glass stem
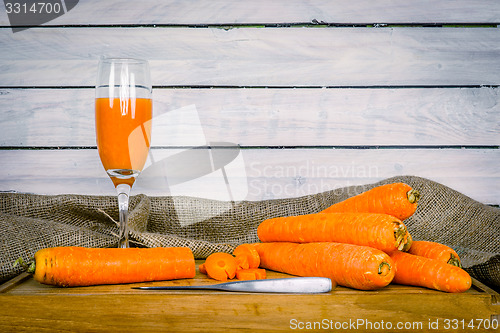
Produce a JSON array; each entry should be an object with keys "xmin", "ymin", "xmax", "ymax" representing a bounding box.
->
[{"xmin": 116, "ymin": 183, "xmax": 131, "ymax": 248}]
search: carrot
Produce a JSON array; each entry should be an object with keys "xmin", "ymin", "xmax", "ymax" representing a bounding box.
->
[
  {"xmin": 252, "ymin": 242, "xmax": 394, "ymax": 290},
  {"xmin": 234, "ymin": 255, "xmax": 250, "ymax": 270},
  {"xmin": 30, "ymin": 246, "xmax": 195, "ymax": 287},
  {"xmin": 198, "ymin": 263, "xmax": 207, "ymax": 274},
  {"xmin": 204, "ymin": 252, "xmax": 238, "ymax": 282},
  {"xmin": 236, "ymin": 268, "xmax": 267, "ymax": 281},
  {"xmin": 407, "ymin": 240, "xmax": 461, "ymax": 267},
  {"xmin": 233, "ymin": 244, "xmax": 260, "ymax": 269},
  {"xmin": 321, "ymin": 182, "xmax": 420, "ymax": 220},
  {"xmin": 389, "ymin": 251, "xmax": 471, "ymax": 293},
  {"xmin": 258, "ymin": 212, "xmax": 409, "ymax": 252}
]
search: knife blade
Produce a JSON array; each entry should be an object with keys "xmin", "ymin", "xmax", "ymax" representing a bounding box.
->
[{"xmin": 132, "ymin": 277, "xmax": 333, "ymax": 293}]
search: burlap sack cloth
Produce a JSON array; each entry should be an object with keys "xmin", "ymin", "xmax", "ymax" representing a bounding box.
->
[{"xmin": 1, "ymin": 175, "xmax": 498, "ymax": 290}]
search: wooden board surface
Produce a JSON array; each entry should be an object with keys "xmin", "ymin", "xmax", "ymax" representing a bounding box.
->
[
  {"xmin": 0, "ymin": 262, "xmax": 498, "ymax": 333},
  {"xmin": 1, "ymin": 27, "xmax": 499, "ymax": 87},
  {"xmin": 1, "ymin": 0, "xmax": 499, "ymax": 25}
]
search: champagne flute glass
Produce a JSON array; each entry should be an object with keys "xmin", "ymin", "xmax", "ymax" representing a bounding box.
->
[{"xmin": 95, "ymin": 58, "xmax": 152, "ymax": 248}]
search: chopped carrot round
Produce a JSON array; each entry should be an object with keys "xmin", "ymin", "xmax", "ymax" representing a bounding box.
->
[
  {"xmin": 205, "ymin": 252, "xmax": 238, "ymax": 282},
  {"xmin": 198, "ymin": 263, "xmax": 207, "ymax": 274},
  {"xmin": 235, "ymin": 255, "xmax": 250, "ymax": 270},
  {"xmin": 236, "ymin": 268, "xmax": 266, "ymax": 281},
  {"xmin": 233, "ymin": 244, "xmax": 260, "ymax": 269}
]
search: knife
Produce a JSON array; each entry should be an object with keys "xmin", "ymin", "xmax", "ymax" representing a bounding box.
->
[{"xmin": 132, "ymin": 277, "xmax": 333, "ymax": 293}]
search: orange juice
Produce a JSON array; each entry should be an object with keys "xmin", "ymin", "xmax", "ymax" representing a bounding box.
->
[{"xmin": 95, "ymin": 97, "xmax": 152, "ymax": 187}]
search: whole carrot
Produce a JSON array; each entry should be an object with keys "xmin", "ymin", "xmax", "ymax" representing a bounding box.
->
[
  {"xmin": 389, "ymin": 251, "xmax": 471, "ymax": 293},
  {"xmin": 407, "ymin": 240, "xmax": 461, "ymax": 267},
  {"xmin": 30, "ymin": 246, "xmax": 195, "ymax": 287},
  {"xmin": 321, "ymin": 183, "xmax": 420, "ymax": 220},
  {"xmin": 252, "ymin": 242, "xmax": 394, "ymax": 290},
  {"xmin": 258, "ymin": 212, "xmax": 409, "ymax": 252}
]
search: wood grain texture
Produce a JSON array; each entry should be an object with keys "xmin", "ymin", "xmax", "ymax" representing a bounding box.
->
[
  {"xmin": 1, "ymin": 87, "xmax": 499, "ymax": 147},
  {"xmin": 0, "ymin": 148, "xmax": 498, "ymax": 203},
  {"xmin": 0, "ymin": 266, "xmax": 497, "ymax": 333},
  {"xmin": 1, "ymin": 27, "xmax": 499, "ymax": 87},
  {"xmin": 0, "ymin": 293, "xmax": 496, "ymax": 332},
  {"xmin": 0, "ymin": 0, "xmax": 499, "ymax": 26}
]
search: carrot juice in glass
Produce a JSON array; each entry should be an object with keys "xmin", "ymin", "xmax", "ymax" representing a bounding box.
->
[{"xmin": 95, "ymin": 58, "xmax": 152, "ymax": 248}]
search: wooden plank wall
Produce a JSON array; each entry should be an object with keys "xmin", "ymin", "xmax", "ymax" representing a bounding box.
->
[{"xmin": 0, "ymin": 0, "xmax": 499, "ymax": 204}]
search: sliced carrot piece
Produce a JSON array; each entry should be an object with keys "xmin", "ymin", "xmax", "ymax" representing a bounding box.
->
[
  {"xmin": 205, "ymin": 252, "xmax": 238, "ymax": 282},
  {"xmin": 233, "ymin": 244, "xmax": 260, "ymax": 269},
  {"xmin": 198, "ymin": 263, "xmax": 207, "ymax": 275},
  {"xmin": 235, "ymin": 255, "xmax": 250, "ymax": 270},
  {"xmin": 236, "ymin": 268, "xmax": 267, "ymax": 281}
]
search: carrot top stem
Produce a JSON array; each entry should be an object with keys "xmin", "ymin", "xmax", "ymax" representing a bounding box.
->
[
  {"xmin": 402, "ymin": 233, "xmax": 413, "ymax": 252},
  {"xmin": 394, "ymin": 223, "xmax": 408, "ymax": 250},
  {"xmin": 14, "ymin": 257, "xmax": 36, "ymax": 274},
  {"xmin": 378, "ymin": 262, "xmax": 392, "ymax": 276},
  {"xmin": 407, "ymin": 189, "xmax": 420, "ymax": 204},
  {"xmin": 27, "ymin": 261, "xmax": 36, "ymax": 274},
  {"xmin": 449, "ymin": 254, "xmax": 462, "ymax": 268}
]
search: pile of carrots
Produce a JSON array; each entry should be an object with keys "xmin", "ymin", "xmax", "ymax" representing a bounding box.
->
[
  {"xmin": 199, "ymin": 182, "xmax": 472, "ymax": 293},
  {"xmin": 24, "ymin": 182, "xmax": 471, "ymax": 293}
]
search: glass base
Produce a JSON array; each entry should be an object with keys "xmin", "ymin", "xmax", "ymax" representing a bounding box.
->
[{"xmin": 107, "ymin": 168, "xmax": 140, "ymax": 179}]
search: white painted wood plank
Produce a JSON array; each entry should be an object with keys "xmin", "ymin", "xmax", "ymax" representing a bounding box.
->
[
  {"xmin": 1, "ymin": 27, "xmax": 499, "ymax": 86},
  {"xmin": 1, "ymin": 87, "xmax": 499, "ymax": 147},
  {"xmin": 0, "ymin": 0, "xmax": 499, "ymax": 26},
  {"xmin": 0, "ymin": 149, "xmax": 498, "ymax": 204}
]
